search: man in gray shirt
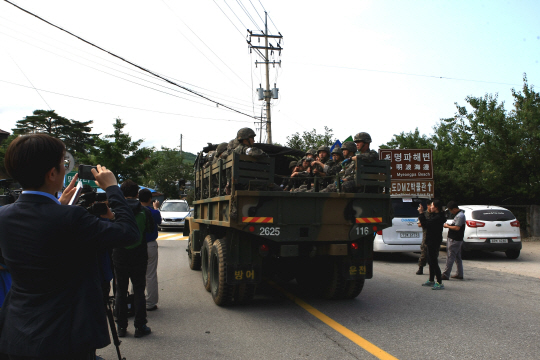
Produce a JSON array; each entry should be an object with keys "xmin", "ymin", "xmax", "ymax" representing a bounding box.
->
[{"xmin": 442, "ymin": 201, "xmax": 466, "ymax": 280}]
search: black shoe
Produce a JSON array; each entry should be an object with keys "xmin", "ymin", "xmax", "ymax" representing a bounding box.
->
[
  {"xmin": 146, "ymin": 305, "xmax": 158, "ymax": 311},
  {"xmin": 441, "ymin": 274, "xmax": 449, "ymax": 280},
  {"xmin": 117, "ymin": 326, "xmax": 127, "ymax": 338},
  {"xmin": 134, "ymin": 325, "xmax": 151, "ymax": 338},
  {"xmin": 416, "ymin": 267, "xmax": 423, "ymax": 275}
]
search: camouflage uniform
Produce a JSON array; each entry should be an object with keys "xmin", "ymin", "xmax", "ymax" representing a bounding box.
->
[{"xmin": 233, "ymin": 128, "xmax": 266, "ymax": 158}]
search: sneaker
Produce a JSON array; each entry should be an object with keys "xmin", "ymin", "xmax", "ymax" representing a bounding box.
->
[
  {"xmin": 134, "ymin": 325, "xmax": 152, "ymax": 338},
  {"xmin": 416, "ymin": 267, "xmax": 423, "ymax": 275},
  {"xmin": 451, "ymin": 274, "xmax": 463, "ymax": 279},
  {"xmin": 441, "ymin": 274, "xmax": 449, "ymax": 280},
  {"xmin": 117, "ymin": 326, "xmax": 127, "ymax": 338},
  {"xmin": 432, "ymin": 282, "xmax": 445, "ymax": 290},
  {"xmin": 422, "ymin": 280, "xmax": 435, "ymax": 287}
]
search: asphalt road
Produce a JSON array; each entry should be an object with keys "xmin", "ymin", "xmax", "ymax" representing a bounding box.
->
[{"xmin": 98, "ymin": 236, "xmax": 540, "ymax": 360}]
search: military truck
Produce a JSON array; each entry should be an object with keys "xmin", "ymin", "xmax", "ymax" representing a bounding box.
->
[{"xmin": 184, "ymin": 144, "xmax": 393, "ymax": 306}]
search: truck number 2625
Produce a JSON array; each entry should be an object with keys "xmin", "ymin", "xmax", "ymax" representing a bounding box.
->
[{"xmin": 260, "ymin": 227, "xmax": 280, "ymax": 236}]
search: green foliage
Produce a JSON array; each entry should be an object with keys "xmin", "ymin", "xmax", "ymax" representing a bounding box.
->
[
  {"xmin": 143, "ymin": 147, "xmax": 193, "ymax": 200},
  {"xmin": 79, "ymin": 118, "xmax": 155, "ymax": 185},
  {"xmin": 382, "ymin": 75, "xmax": 540, "ymax": 204},
  {"xmin": 285, "ymin": 126, "xmax": 336, "ymax": 152},
  {"xmin": 12, "ymin": 110, "xmax": 98, "ymax": 157}
]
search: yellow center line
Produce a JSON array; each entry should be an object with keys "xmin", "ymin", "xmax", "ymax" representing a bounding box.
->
[{"xmin": 268, "ymin": 281, "xmax": 398, "ymax": 360}]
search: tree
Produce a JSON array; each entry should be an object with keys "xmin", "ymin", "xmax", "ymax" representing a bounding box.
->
[
  {"xmin": 144, "ymin": 147, "xmax": 193, "ymax": 199},
  {"xmin": 12, "ymin": 110, "xmax": 98, "ymax": 157},
  {"xmin": 286, "ymin": 126, "xmax": 337, "ymax": 152},
  {"xmin": 80, "ymin": 118, "xmax": 155, "ymax": 184}
]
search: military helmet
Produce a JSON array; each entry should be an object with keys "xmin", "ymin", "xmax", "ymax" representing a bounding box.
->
[
  {"xmin": 306, "ymin": 148, "xmax": 317, "ymax": 156},
  {"xmin": 354, "ymin": 132, "xmax": 372, "ymax": 143},
  {"xmin": 317, "ymin": 145, "xmax": 330, "ymax": 155},
  {"xmin": 342, "ymin": 141, "xmax": 356, "ymax": 152},
  {"xmin": 237, "ymin": 127, "xmax": 256, "ymax": 141},
  {"xmin": 216, "ymin": 142, "xmax": 228, "ymax": 156},
  {"xmin": 289, "ymin": 160, "xmax": 297, "ymax": 169},
  {"xmin": 331, "ymin": 147, "xmax": 343, "ymax": 155}
]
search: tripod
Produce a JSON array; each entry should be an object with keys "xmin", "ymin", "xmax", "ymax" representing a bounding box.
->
[{"xmin": 106, "ymin": 296, "xmax": 126, "ymax": 360}]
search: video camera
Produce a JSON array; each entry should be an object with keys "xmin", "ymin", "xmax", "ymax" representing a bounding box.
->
[
  {"xmin": 76, "ymin": 186, "xmax": 109, "ymax": 216},
  {"xmin": 0, "ymin": 179, "xmax": 22, "ymax": 206}
]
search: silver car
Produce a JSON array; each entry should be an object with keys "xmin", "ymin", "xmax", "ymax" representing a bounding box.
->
[{"xmin": 159, "ymin": 199, "xmax": 191, "ymax": 231}]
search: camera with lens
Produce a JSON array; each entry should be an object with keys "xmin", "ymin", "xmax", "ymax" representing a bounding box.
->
[
  {"xmin": 0, "ymin": 179, "xmax": 22, "ymax": 206},
  {"xmin": 76, "ymin": 185, "xmax": 109, "ymax": 216}
]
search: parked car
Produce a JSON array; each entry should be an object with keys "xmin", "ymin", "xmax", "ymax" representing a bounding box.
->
[
  {"xmin": 373, "ymin": 196, "xmax": 430, "ymax": 252},
  {"xmin": 442, "ymin": 205, "xmax": 522, "ymax": 259},
  {"xmin": 159, "ymin": 199, "xmax": 191, "ymax": 231}
]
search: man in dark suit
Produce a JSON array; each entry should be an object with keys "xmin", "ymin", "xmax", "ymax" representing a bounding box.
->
[{"xmin": 0, "ymin": 134, "xmax": 139, "ymax": 359}]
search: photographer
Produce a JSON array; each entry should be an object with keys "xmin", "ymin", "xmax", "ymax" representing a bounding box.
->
[{"xmin": 0, "ymin": 134, "xmax": 139, "ymax": 359}]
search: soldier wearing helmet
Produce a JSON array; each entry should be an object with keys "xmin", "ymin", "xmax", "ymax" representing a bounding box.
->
[
  {"xmin": 305, "ymin": 149, "xmax": 317, "ymax": 159},
  {"xmin": 212, "ymin": 142, "xmax": 229, "ymax": 164},
  {"xmin": 233, "ymin": 128, "xmax": 266, "ymax": 158},
  {"xmin": 331, "ymin": 147, "xmax": 343, "ymax": 162},
  {"xmin": 352, "ymin": 132, "xmax": 378, "ymax": 163},
  {"xmin": 310, "ymin": 145, "xmax": 334, "ymax": 186}
]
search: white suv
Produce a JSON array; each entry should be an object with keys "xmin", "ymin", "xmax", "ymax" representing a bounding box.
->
[
  {"xmin": 442, "ymin": 205, "xmax": 521, "ymax": 259},
  {"xmin": 373, "ymin": 197, "xmax": 430, "ymax": 252}
]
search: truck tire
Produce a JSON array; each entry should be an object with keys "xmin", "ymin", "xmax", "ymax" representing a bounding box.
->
[
  {"xmin": 234, "ymin": 284, "xmax": 256, "ymax": 304},
  {"xmin": 322, "ymin": 261, "xmax": 346, "ymax": 300},
  {"xmin": 342, "ymin": 278, "xmax": 365, "ymax": 299},
  {"xmin": 188, "ymin": 233, "xmax": 201, "ymax": 270},
  {"xmin": 201, "ymin": 235, "xmax": 215, "ymax": 292},
  {"xmin": 210, "ymin": 239, "xmax": 233, "ymax": 306},
  {"xmin": 505, "ymin": 249, "xmax": 520, "ymax": 259}
]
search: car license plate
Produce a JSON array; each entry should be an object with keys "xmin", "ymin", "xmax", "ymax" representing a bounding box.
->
[
  {"xmin": 490, "ymin": 238, "xmax": 508, "ymax": 243},
  {"xmin": 400, "ymin": 232, "xmax": 420, "ymax": 238}
]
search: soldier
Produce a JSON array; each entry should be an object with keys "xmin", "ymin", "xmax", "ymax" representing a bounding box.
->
[
  {"xmin": 305, "ymin": 149, "xmax": 317, "ymax": 159},
  {"xmin": 351, "ymin": 132, "xmax": 378, "ymax": 163},
  {"xmin": 320, "ymin": 142, "xmax": 357, "ymax": 193},
  {"xmin": 311, "ymin": 146, "xmax": 334, "ymax": 187},
  {"xmin": 327, "ymin": 147, "xmax": 344, "ymax": 176},
  {"xmin": 233, "ymin": 128, "xmax": 266, "ymax": 158},
  {"xmin": 212, "ymin": 142, "xmax": 229, "ymax": 164}
]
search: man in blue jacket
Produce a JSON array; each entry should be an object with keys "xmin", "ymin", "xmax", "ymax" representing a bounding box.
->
[
  {"xmin": 138, "ymin": 188, "xmax": 161, "ymax": 311},
  {"xmin": 0, "ymin": 134, "xmax": 139, "ymax": 359}
]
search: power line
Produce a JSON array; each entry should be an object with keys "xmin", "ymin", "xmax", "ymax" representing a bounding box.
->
[
  {"xmin": 159, "ymin": 0, "xmax": 252, "ymax": 91},
  {"xmin": 0, "ymin": 79, "xmax": 252, "ymax": 123},
  {"xmin": 4, "ymin": 0, "xmax": 259, "ymax": 120},
  {"xmin": 0, "ymin": 17, "xmax": 256, "ymax": 107},
  {"xmin": 235, "ymin": 0, "xmax": 262, "ymax": 32},
  {"xmin": 294, "ymin": 62, "xmax": 522, "ymax": 86},
  {"xmin": 211, "ymin": 0, "xmax": 246, "ymax": 40}
]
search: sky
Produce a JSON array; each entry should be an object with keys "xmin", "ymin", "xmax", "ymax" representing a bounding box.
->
[{"xmin": 1, "ymin": 0, "xmax": 539, "ymax": 156}]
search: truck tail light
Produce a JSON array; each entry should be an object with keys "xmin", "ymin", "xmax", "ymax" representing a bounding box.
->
[
  {"xmin": 466, "ymin": 220, "xmax": 485, "ymax": 228},
  {"xmin": 259, "ymin": 244, "xmax": 270, "ymax": 256},
  {"xmin": 350, "ymin": 242, "xmax": 359, "ymax": 250},
  {"xmin": 376, "ymin": 230, "xmax": 383, "ymax": 235},
  {"xmin": 510, "ymin": 220, "xmax": 520, "ymax": 227}
]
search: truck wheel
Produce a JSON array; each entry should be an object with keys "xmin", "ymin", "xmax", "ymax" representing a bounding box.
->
[
  {"xmin": 505, "ymin": 249, "xmax": 520, "ymax": 259},
  {"xmin": 210, "ymin": 239, "xmax": 233, "ymax": 306},
  {"xmin": 343, "ymin": 278, "xmax": 365, "ymax": 299},
  {"xmin": 234, "ymin": 284, "xmax": 256, "ymax": 304},
  {"xmin": 322, "ymin": 262, "xmax": 346, "ymax": 300},
  {"xmin": 201, "ymin": 235, "xmax": 215, "ymax": 292},
  {"xmin": 188, "ymin": 234, "xmax": 201, "ymax": 270}
]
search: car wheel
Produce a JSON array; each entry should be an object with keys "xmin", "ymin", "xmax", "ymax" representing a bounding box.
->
[{"xmin": 505, "ymin": 249, "xmax": 520, "ymax": 259}]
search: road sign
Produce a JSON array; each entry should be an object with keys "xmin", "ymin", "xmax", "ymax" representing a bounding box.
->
[
  {"xmin": 389, "ymin": 180, "xmax": 434, "ymax": 197},
  {"xmin": 379, "ymin": 149, "xmax": 433, "ymax": 180},
  {"xmin": 64, "ymin": 171, "xmax": 99, "ymax": 188}
]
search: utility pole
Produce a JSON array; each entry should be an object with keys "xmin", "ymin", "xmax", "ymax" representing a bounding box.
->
[
  {"xmin": 180, "ymin": 134, "xmax": 183, "ymax": 153},
  {"xmin": 247, "ymin": 12, "xmax": 282, "ymax": 144}
]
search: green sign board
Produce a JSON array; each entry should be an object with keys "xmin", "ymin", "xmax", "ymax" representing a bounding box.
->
[{"xmin": 64, "ymin": 171, "xmax": 99, "ymax": 188}]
